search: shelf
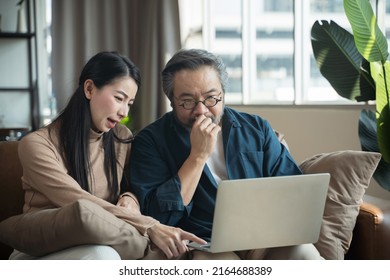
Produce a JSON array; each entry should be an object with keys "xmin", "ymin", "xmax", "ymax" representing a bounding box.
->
[
  {"xmin": 0, "ymin": 0, "xmax": 39, "ymax": 131},
  {"xmin": 0, "ymin": 87, "xmax": 33, "ymax": 92},
  {"xmin": 0, "ymin": 32, "xmax": 35, "ymax": 39}
]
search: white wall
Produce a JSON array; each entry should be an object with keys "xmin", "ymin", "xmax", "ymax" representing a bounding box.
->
[{"xmin": 231, "ymin": 105, "xmax": 390, "ymax": 200}]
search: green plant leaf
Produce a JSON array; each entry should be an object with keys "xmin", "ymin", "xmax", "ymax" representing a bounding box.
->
[
  {"xmin": 344, "ymin": 0, "xmax": 389, "ymax": 63},
  {"xmin": 312, "ymin": 0, "xmax": 390, "ymax": 192},
  {"xmin": 311, "ymin": 20, "xmax": 375, "ymax": 101},
  {"xmin": 370, "ymin": 61, "xmax": 390, "ymax": 162},
  {"xmin": 119, "ymin": 113, "xmax": 134, "ymax": 129},
  {"xmin": 359, "ymin": 59, "xmax": 376, "ymax": 101},
  {"xmin": 359, "ymin": 109, "xmax": 390, "ymax": 190}
]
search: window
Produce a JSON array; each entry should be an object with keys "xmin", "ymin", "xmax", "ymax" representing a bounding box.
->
[{"xmin": 179, "ymin": 0, "xmax": 354, "ymax": 105}]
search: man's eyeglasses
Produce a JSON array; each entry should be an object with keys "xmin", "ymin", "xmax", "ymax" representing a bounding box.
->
[{"xmin": 174, "ymin": 94, "xmax": 222, "ymax": 110}]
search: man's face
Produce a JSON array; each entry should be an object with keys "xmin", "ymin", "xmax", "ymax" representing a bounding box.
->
[{"xmin": 171, "ymin": 65, "xmax": 224, "ymax": 129}]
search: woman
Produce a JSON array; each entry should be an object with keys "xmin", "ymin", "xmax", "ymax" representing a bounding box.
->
[{"xmin": 9, "ymin": 51, "xmax": 204, "ymax": 260}]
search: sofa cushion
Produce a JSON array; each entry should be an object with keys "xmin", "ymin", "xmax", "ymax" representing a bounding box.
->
[
  {"xmin": 299, "ymin": 150, "xmax": 381, "ymax": 260},
  {"xmin": 0, "ymin": 199, "xmax": 154, "ymax": 259}
]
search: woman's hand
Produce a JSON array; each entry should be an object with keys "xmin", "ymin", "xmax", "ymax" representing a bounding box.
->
[
  {"xmin": 147, "ymin": 223, "xmax": 207, "ymax": 259},
  {"xmin": 116, "ymin": 194, "xmax": 141, "ymax": 215}
]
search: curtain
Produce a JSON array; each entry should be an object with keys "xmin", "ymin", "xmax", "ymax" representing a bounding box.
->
[{"xmin": 51, "ymin": 0, "xmax": 181, "ymax": 131}]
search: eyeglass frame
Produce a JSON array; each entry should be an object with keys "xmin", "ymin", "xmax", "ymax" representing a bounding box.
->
[{"xmin": 173, "ymin": 92, "xmax": 223, "ymax": 110}]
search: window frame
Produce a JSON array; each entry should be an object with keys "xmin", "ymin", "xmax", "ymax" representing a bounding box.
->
[{"xmin": 180, "ymin": 0, "xmax": 366, "ymax": 107}]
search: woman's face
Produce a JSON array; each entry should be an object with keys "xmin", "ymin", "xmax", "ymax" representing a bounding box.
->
[{"xmin": 84, "ymin": 76, "xmax": 137, "ymax": 133}]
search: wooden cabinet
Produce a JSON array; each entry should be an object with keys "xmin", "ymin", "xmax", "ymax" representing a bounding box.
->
[{"xmin": 0, "ymin": 0, "xmax": 39, "ymax": 133}]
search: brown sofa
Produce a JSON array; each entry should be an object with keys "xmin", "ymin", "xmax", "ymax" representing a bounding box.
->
[
  {"xmin": 1, "ymin": 140, "xmax": 390, "ymax": 260},
  {"xmin": 0, "ymin": 141, "xmax": 24, "ymax": 259}
]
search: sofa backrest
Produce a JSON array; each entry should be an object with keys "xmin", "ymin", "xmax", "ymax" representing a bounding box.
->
[{"xmin": 0, "ymin": 141, "xmax": 24, "ymax": 259}]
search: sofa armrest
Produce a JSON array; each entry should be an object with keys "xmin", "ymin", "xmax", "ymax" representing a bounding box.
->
[
  {"xmin": 0, "ymin": 141, "xmax": 24, "ymax": 260},
  {"xmin": 345, "ymin": 194, "xmax": 390, "ymax": 259}
]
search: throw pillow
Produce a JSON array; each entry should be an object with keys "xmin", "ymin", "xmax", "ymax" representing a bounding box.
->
[
  {"xmin": 299, "ymin": 150, "xmax": 381, "ymax": 260},
  {"xmin": 0, "ymin": 199, "xmax": 157, "ymax": 259}
]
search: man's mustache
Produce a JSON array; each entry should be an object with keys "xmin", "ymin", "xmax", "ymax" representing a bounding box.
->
[{"xmin": 192, "ymin": 115, "xmax": 217, "ymax": 125}]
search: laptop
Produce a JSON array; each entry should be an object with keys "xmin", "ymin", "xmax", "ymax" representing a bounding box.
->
[{"xmin": 188, "ymin": 173, "xmax": 330, "ymax": 253}]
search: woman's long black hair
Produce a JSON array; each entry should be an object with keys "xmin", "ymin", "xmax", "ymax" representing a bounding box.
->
[{"xmin": 50, "ymin": 51, "xmax": 141, "ymax": 202}]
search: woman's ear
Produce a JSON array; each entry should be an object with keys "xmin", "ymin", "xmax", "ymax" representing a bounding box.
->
[{"xmin": 84, "ymin": 79, "xmax": 95, "ymax": 100}]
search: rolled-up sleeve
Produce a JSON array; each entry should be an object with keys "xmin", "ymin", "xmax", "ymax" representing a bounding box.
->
[{"xmin": 129, "ymin": 129, "xmax": 192, "ymax": 226}]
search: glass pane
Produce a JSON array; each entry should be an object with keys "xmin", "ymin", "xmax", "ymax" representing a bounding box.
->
[
  {"xmin": 311, "ymin": 0, "xmax": 344, "ymax": 12},
  {"xmin": 264, "ymin": 0, "xmax": 293, "ymax": 12},
  {"xmin": 211, "ymin": 0, "xmax": 243, "ymax": 103},
  {"xmin": 180, "ymin": 0, "xmax": 204, "ymax": 49},
  {"xmin": 308, "ymin": 0, "xmax": 353, "ymax": 103},
  {"xmin": 252, "ymin": 0, "xmax": 294, "ymax": 103},
  {"xmin": 386, "ymin": 1, "xmax": 390, "ymax": 48}
]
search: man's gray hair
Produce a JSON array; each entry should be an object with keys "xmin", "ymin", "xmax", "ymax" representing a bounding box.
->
[{"xmin": 161, "ymin": 49, "xmax": 229, "ymax": 100}]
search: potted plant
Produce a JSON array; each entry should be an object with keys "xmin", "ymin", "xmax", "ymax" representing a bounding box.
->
[{"xmin": 311, "ymin": 0, "xmax": 390, "ymax": 191}]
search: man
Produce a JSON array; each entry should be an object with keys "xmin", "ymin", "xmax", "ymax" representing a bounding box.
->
[{"xmin": 129, "ymin": 49, "xmax": 322, "ymax": 259}]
